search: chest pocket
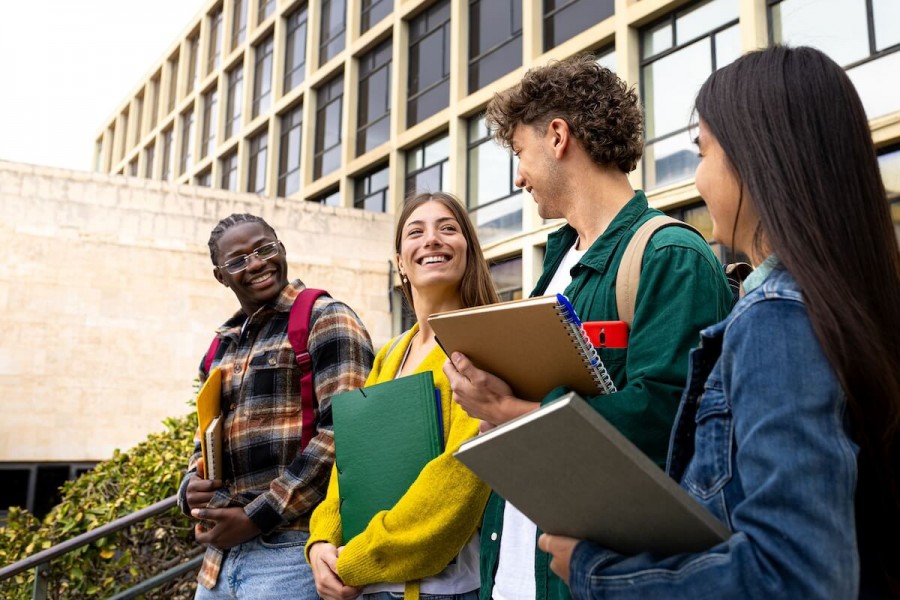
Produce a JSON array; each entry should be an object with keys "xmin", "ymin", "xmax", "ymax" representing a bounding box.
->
[
  {"xmin": 680, "ymin": 376, "xmax": 734, "ymax": 499},
  {"xmin": 245, "ymin": 347, "xmax": 302, "ymax": 419}
]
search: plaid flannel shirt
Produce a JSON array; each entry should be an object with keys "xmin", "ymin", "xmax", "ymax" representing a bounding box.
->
[{"xmin": 177, "ymin": 280, "xmax": 374, "ymax": 589}]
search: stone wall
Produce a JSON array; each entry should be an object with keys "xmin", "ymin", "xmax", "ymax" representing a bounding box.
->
[{"xmin": 0, "ymin": 161, "xmax": 394, "ymax": 462}]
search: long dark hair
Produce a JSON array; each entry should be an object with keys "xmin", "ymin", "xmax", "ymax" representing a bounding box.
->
[
  {"xmin": 395, "ymin": 192, "xmax": 500, "ymax": 311},
  {"xmin": 696, "ymin": 45, "xmax": 900, "ymax": 593}
]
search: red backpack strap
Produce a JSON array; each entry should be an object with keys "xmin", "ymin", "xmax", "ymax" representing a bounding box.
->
[
  {"xmin": 288, "ymin": 288, "xmax": 330, "ymax": 451},
  {"xmin": 202, "ymin": 337, "xmax": 222, "ymax": 376}
]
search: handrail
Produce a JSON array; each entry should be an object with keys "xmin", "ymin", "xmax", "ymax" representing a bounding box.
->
[{"xmin": 0, "ymin": 495, "xmax": 178, "ymax": 581}]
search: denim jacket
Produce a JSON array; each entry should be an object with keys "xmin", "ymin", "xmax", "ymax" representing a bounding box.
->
[{"xmin": 568, "ymin": 266, "xmax": 861, "ymax": 599}]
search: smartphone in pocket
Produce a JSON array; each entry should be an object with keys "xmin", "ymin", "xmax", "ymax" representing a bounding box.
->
[{"xmin": 582, "ymin": 321, "xmax": 629, "ymax": 348}]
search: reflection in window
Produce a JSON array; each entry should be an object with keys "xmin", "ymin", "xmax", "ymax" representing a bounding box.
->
[
  {"xmin": 469, "ymin": 0, "xmax": 522, "ymax": 93},
  {"xmin": 258, "ymin": 0, "xmax": 275, "ymax": 24},
  {"xmin": 361, "ymin": 0, "xmax": 393, "ymax": 34},
  {"xmin": 312, "ymin": 187, "xmax": 341, "ymax": 207},
  {"xmin": 405, "ymin": 134, "xmax": 450, "ymax": 196},
  {"xmin": 314, "ymin": 75, "xmax": 344, "ymax": 179},
  {"xmin": 247, "ymin": 131, "xmax": 268, "ymax": 194},
  {"xmin": 357, "ymin": 39, "xmax": 392, "ymax": 156},
  {"xmin": 225, "ymin": 65, "xmax": 244, "ymax": 139},
  {"xmin": 467, "ymin": 115, "xmax": 522, "ymax": 243},
  {"xmin": 187, "ymin": 35, "xmax": 201, "ymax": 92},
  {"xmin": 180, "ymin": 109, "xmax": 195, "ymax": 175},
  {"xmin": 161, "ymin": 128, "xmax": 174, "ymax": 181},
  {"xmin": 878, "ymin": 146, "xmax": 900, "ymax": 242},
  {"xmin": 144, "ymin": 143, "xmax": 155, "ymax": 178},
  {"xmin": 208, "ymin": 8, "xmax": 224, "ymax": 73},
  {"xmin": 596, "ymin": 45, "xmax": 616, "ymax": 72},
  {"xmin": 284, "ymin": 5, "xmax": 308, "ymax": 92},
  {"xmin": 201, "ymin": 89, "xmax": 218, "ymax": 158},
  {"xmin": 642, "ymin": 0, "xmax": 740, "ymax": 190},
  {"xmin": 544, "ymin": 0, "xmax": 612, "ymax": 51},
  {"xmin": 195, "ymin": 168, "xmax": 212, "ymax": 187},
  {"xmin": 490, "ymin": 255, "xmax": 523, "ymax": 301},
  {"xmin": 408, "ymin": 0, "xmax": 451, "ymax": 127},
  {"xmin": 232, "ymin": 0, "xmax": 247, "ymax": 48},
  {"xmin": 132, "ymin": 96, "xmax": 143, "ymax": 145},
  {"xmin": 320, "ymin": 0, "xmax": 346, "ymax": 66},
  {"xmin": 253, "ymin": 36, "xmax": 274, "ymax": 118},
  {"xmin": 770, "ymin": 0, "xmax": 900, "ymax": 119},
  {"xmin": 128, "ymin": 158, "xmax": 138, "ymax": 177},
  {"xmin": 148, "ymin": 75, "xmax": 160, "ymax": 129},
  {"xmin": 220, "ymin": 151, "xmax": 239, "ymax": 191},
  {"xmin": 354, "ymin": 163, "xmax": 390, "ymax": 211},
  {"xmin": 167, "ymin": 54, "xmax": 179, "ymax": 113},
  {"xmin": 278, "ymin": 105, "xmax": 303, "ymax": 196}
]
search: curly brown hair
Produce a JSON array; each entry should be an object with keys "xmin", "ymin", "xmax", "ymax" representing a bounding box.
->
[{"xmin": 484, "ymin": 53, "xmax": 644, "ymax": 173}]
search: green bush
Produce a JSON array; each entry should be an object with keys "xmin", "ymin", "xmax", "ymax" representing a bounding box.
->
[{"xmin": 0, "ymin": 412, "xmax": 200, "ymax": 599}]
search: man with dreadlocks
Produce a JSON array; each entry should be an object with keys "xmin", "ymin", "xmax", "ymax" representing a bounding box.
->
[{"xmin": 177, "ymin": 213, "xmax": 374, "ymax": 599}]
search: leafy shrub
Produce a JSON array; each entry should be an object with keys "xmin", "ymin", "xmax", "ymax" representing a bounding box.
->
[{"xmin": 0, "ymin": 412, "xmax": 200, "ymax": 599}]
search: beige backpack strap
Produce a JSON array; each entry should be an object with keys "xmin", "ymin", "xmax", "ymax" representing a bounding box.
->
[{"xmin": 615, "ymin": 215, "xmax": 701, "ymax": 328}]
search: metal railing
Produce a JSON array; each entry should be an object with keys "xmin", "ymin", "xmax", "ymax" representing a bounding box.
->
[{"xmin": 0, "ymin": 495, "xmax": 201, "ymax": 599}]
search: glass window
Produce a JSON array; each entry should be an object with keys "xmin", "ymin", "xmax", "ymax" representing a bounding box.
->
[
  {"xmin": 468, "ymin": 0, "xmax": 522, "ymax": 93},
  {"xmin": 664, "ymin": 201, "xmax": 732, "ymax": 262},
  {"xmin": 544, "ymin": 0, "xmax": 612, "ymax": 51},
  {"xmin": 770, "ymin": 0, "xmax": 900, "ymax": 119},
  {"xmin": 490, "ymin": 255, "xmax": 522, "ymax": 301},
  {"xmin": 232, "ymin": 0, "xmax": 247, "ymax": 49},
  {"xmin": 284, "ymin": 4, "xmax": 308, "ymax": 92},
  {"xmin": 187, "ymin": 35, "xmax": 201, "ymax": 92},
  {"xmin": 167, "ymin": 54, "xmax": 179, "ymax": 113},
  {"xmin": 161, "ymin": 128, "xmax": 174, "ymax": 181},
  {"xmin": 278, "ymin": 104, "xmax": 303, "ymax": 196},
  {"xmin": 247, "ymin": 131, "xmax": 268, "ymax": 193},
  {"xmin": 144, "ymin": 143, "xmax": 155, "ymax": 178},
  {"xmin": 196, "ymin": 168, "xmax": 212, "ymax": 187},
  {"xmin": 354, "ymin": 163, "xmax": 390, "ymax": 211},
  {"xmin": 641, "ymin": 0, "xmax": 740, "ymax": 190},
  {"xmin": 208, "ymin": 8, "xmax": 224, "ymax": 73},
  {"xmin": 312, "ymin": 187, "xmax": 341, "ymax": 206},
  {"xmin": 225, "ymin": 64, "xmax": 244, "ymax": 139},
  {"xmin": 128, "ymin": 158, "xmax": 139, "ymax": 177},
  {"xmin": 408, "ymin": 0, "xmax": 451, "ymax": 127},
  {"xmin": 314, "ymin": 75, "xmax": 344, "ymax": 178},
  {"xmin": 180, "ymin": 109, "xmax": 195, "ymax": 175},
  {"xmin": 879, "ymin": 147, "xmax": 900, "ymax": 242},
  {"xmin": 220, "ymin": 151, "xmax": 239, "ymax": 191},
  {"xmin": 361, "ymin": 0, "xmax": 393, "ymax": 33},
  {"xmin": 132, "ymin": 95, "xmax": 144, "ymax": 146},
  {"xmin": 595, "ymin": 46, "xmax": 616, "ymax": 72},
  {"xmin": 405, "ymin": 133, "xmax": 450, "ymax": 196},
  {"xmin": 253, "ymin": 36, "xmax": 274, "ymax": 117},
  {"xmin": 201, "ymin": 88, "xmax": 218, "ymax": 158},
  {"xmin": 320, "ymin": 0, "xmax": 346, "ymax": 66},
  {"xmin": 258, "ymin": 0, "xmax": 275, "ymax": 24},
  {"xmin": 148, "ymin": 75, "xmax": 160, "ymax": 130},
  {"xmin": 357, "ymin": 39, "xmax": 392, "ymax": 156},
  {"xmin": 467, "ymin": 115, "xmax": 522, "ymax": 243}
]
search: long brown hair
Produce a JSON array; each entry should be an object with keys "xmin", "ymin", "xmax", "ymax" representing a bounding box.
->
[
  {"xmin": 696, "ymin": 46, "xmax": 900, "ymax": 593},
  {"xmin": 395, "ymin": 192, "xmax": 500, "ymax": 311}
]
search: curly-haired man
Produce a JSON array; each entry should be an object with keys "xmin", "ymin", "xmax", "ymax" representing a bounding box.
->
[{"xmin": 445, "ymin": 54, "xmax": 734, "ymax": 600}]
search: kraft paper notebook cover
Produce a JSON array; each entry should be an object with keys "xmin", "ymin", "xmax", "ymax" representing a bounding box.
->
[
  {"xmin": 428, "ymin": 294, "xmax": 616, "ymax": 402},
  {"xmin": 195, "ymin": 367, "xmax": 222, "ymax": 480},
  {"xmin": 331, "ymin": 371, "xmax": 443, "ymax": 543},
  {"xmin": 455, "ymin": 392, "xmax": 730, "ymax": 556},
  {"xmin": 203, "ymin": 416, "xmax": 223, "ymax": 481}
]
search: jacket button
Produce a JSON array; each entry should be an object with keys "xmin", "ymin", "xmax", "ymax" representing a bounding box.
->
[
  {"xmin": 234, "ymin": 364, "xmax": 242, "ymax": 374},
  {"xmin": 268, "ymin": 357, "xmax": 277, "ymax": 366},
  {"xmin": 490, "ymin": 532, "xmax": 498, "ymax": 541}
]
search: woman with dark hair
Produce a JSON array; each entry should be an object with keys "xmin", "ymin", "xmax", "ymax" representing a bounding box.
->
[
  {"xmin": 306, "ymin": 192, "xmax": 500, "ymax": 600},
  {"xmin": 539, "ymin": 45, "xmax": 900, "ymax": 598}
]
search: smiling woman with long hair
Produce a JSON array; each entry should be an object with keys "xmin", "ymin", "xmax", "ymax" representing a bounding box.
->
[{"xmin": 539, "ymin": 45, "xmax": 900, "ymax": 599}]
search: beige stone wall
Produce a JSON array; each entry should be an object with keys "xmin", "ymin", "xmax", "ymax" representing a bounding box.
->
[{"xmin": 0, "ymin": 160, "xmax": 394, "ymax": 462}]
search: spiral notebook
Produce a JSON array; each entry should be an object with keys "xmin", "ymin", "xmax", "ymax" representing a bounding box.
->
[{"xmin": 428, "ymin": 294, "xmax": 616, "ymax": 402}]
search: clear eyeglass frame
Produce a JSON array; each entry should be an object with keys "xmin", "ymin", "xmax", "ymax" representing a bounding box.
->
[{"xmin": 217, "ymin": 240, "xmax": 283, "ymax": 274}]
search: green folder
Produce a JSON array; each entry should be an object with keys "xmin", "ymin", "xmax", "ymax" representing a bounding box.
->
[{"xmin": 331, "ymin": 371, "xmax": 443, "ymax": 543}]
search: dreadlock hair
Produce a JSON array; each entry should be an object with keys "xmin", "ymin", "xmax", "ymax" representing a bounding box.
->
[{"xmin": 207, "ymin": 213, "xmax": 278, "ymax": 265}]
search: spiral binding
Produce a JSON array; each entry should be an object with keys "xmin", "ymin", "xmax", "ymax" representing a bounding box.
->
[{"xmin": 554, "ymin": 294, "xmax": 617, "ymax": 394}]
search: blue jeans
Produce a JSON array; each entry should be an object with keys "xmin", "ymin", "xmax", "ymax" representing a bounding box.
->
[
  {"xmin": 194, "ymin": 530, "xmax": 320, "ymax": 599},
  {"xmin": 363, "ymin": 592, "xmax": 479, "ymax": 600}
]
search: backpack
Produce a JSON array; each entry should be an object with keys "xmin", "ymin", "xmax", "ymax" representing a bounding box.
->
[
  {"xmin": 615, "ymin": 215, "xmax": 751, "ymax": 329},
  {"xmin": 202, "ymin": 288, "xmax": 329, "ymax": 451}
]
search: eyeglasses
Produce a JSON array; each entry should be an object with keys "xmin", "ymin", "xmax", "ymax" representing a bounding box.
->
[{"xmin": 217, "ymin": 241, "xmax": 283, "ymax": 274}]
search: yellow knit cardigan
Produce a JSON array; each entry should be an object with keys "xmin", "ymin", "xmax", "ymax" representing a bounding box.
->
[{"xmin": 306, "ymin": 324, "xmax": 490, "ymax": 598}]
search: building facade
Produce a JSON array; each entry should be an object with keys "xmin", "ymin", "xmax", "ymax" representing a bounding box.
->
[{"xmin": 94, "ymin": 0, "xmax": 900, "ymax": 307}]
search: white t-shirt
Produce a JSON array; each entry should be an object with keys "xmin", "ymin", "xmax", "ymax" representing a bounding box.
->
[{"xmin": 492, "ymin": 239, "xmax": 585, "ymax": 599}]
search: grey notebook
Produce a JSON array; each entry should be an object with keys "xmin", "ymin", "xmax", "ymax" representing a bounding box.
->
[{"xmin": 454, "ymin": 392, "xmax": 730, "ymax": 556}]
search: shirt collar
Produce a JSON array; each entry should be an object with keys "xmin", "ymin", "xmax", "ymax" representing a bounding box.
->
[{"xmin": 742, "ymin": 255, "xmax": 778, "ymax": 293}]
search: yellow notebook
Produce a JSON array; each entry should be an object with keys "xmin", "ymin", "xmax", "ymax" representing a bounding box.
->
[{"xmin": 195, "ymin": 367, "xmax": 222, "ymax": 479}]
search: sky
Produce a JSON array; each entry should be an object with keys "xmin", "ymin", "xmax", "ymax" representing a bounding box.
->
[{"xmin": 0, "ymin": 0, "xmax": 207, "ymax": 172}]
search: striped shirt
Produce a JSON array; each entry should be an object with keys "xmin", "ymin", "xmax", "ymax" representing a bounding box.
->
[{"xmin": 178, "ymin": 280, "xmax": 374, "ymax": 588}]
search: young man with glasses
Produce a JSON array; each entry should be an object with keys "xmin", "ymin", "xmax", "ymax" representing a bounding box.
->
[{"xmin": 177, "ymin": 213, "xmax": 374, "ymax": 599}]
